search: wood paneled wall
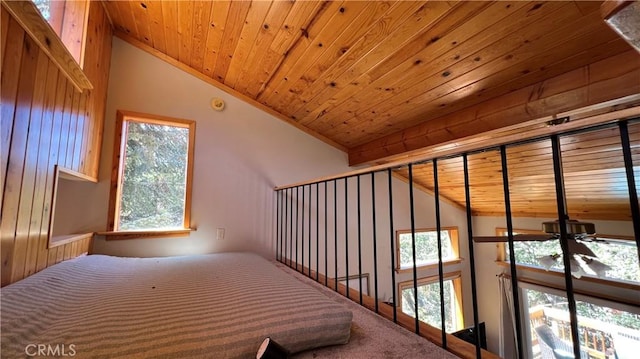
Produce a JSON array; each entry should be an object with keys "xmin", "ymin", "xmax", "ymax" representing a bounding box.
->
[{"xmin": 0, "ymin": 2, "xmax": 112, "ymax": 286}]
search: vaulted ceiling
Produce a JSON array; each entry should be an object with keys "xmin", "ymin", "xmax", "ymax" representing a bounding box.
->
[
  {"xmin": 101, "ymin": 1, "xmax": 640, "ymax": 221},
  {"xmin": 102, "ymin": 1, "xmax": 638, "ymax": 163}
]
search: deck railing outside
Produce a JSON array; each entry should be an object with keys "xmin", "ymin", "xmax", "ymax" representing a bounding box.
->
[{"xmin": 529, "ymin": 306, "xmax": 640, "ymax": 359}]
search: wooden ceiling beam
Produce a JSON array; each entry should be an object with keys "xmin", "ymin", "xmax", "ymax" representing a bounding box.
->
[{"xmin": 348, "ymin": 50, "xmax": 640, "ymax": 166}]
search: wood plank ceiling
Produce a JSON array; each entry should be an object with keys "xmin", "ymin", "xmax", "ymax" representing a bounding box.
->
[
  {"xmin": 102, "ymin": 1, "xmax": 639, "ymax": 221},
  {"xmin": 395, "ymin": 121, "xmax": 640, "ymax": 221}
]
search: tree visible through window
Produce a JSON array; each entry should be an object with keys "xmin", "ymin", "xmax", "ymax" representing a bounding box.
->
[
  {"xmin": 32, "ymin": 0, "xmax": 51, "ymax": 19},
  {"xmin": 397, "ymin": 228, "xmax": 458, "ymax": 270},
  {"xmin": 109, "ymin": 112, "xmax": 195, "ymax": 231},
  {"xmin": 400, "ymin": 277, "xmax": 463, "ymax": 333},
  {"xmin": 498, "ymin": 229, "xmax": 640, "ymax": 282}
]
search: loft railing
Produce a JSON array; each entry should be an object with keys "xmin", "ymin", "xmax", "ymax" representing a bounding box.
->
[{"xmin": 274, "ymin": 118, "xmax": 640, "ymax": 359}]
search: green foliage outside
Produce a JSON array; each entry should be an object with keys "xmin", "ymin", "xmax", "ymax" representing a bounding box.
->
[
  {"xmin": 401, "ymin": 280, "xmax": 456, "ymax": 332},
  {"xmin": 32, "ymin": 0, "xmax": 51, "ymax": 21},
  {"xmin": 526, "ymin": 288, "xmax": 640, "ymax": 332},
  {"xmin": 119, "ymin": 122, "xmax": 188, "ymax": 230},
  {"xmin": 508, "ymin": 239, "xmax": 640, "ymax": 282},
  {"xmin": 398, "ymin": 230, "xmax": 459, "ymax": 332},
  {"xmin": 508, "ymin": 238, "xmax": 640, "ymax": 332},
  {"xmin": 398, "ymin": 231, "xmax": 453, "ymax": 268}
]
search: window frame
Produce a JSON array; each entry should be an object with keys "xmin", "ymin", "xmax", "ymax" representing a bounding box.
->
[
  {"xmin": 397, "ymin": 271, "xmax": 465, "ymax": 332},
  {"xmin": 32, "ymin": 0, "xmax": 90, "ymax": 67},
  {"xmin": 107, "ymin": 110, "xmax": 196, "ymax": 234},
  {"xmin": 395, "ymin": 227, "xmax": 460, "ymax": 273},
  {"xmin": 517, "ymin": 277, "xmax": 640, "ymax": 359},
  {"xmin": 2, "ymin": 0, "xmax": 92, "ymax": 91},
  {"xmin": 495, "ymin": 227, "xmax": 640, "ymax": 291},
  {"xmin": 495, "ymin": 227, "xmax": 545, "ymax": 262}
]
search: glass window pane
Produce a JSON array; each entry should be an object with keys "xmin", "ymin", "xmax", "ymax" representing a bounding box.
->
[
  {"xmin": 32, "ymin": 0, "xmax": 51, "ymax": 20},
  {"xmin": 525, "ymin": 287, "xmax": 640, "ymax": 359},
  {"xmin": 30, "ymin": 0, "xmax": 86, "ymax": 64},
  {"xmin": 118, "ymin": 121, "xmax": 189, "ymax": 230},
  {"xmin": 399, "ymin": 230, "xmax": 454, "ymax": 268},
  {"xmin": 401, "ymin": 279, "xmax": 459, "ymax": 332},
  {"xmin": 507, "ymin": 239, "xmax": 639, "ymax": 282}
]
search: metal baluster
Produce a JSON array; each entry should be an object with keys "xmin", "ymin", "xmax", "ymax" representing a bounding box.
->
[
  {"xmin": 325, "ymin": 181, "xmax": 328, "ymax": 287},
  {"xmin": 296, "ymin": 186, "xmax": 299, "ymax": 271},
  {"xmin": 500, "ymin": 145, "xmax": 524, "ymax": 359},
  {"xmin": 463, "ymin": 154, "xmax": 482, "ymax": 358},
  {"xmin": 372, "ymin": 173, "xmax": 379, "ymax": 314},
  {"xmin": 388, "ymin": 169, "xmax": 397, "ymax": 323},
  {"xmin": 619, "ymin": 121, "xmax": 640, "ymax": 260},
  {"xmin": 277, "ymin": 190, "xmax": 281, "ymax": 261},
  {"xmin": 408, "ymin": 164, "xmax": 419, "ymax": 334},
  {"xmin": 302, "ymin": 185, "xmax": 305, "ymax": 274},
  {"xmin": 357, "ymin": 175, "xmax": 363, "ymax": 305},
  {"xmin": 550, "ymin": 136, "xmax": 581, "ymax": 359},
  {"xmin": 289, "ymin": 188, "xmax": 293, "ymax": 267},
  {"xmin": 433, "ymin": 159, "xmax": 446, "ymax": 348},
  {"xmin": 334, "ymin": 180, "xmax": 338, "ymax": 292},
  {"xmin": 308, "ymin": 185, "xmax": 312, "ymax": 278},
  {"xmin": 316, "ymin": 183, "xmax": 320, "ymax": 281},
  {"xmin": 345, "ymin": 177, "xmax": 350, "ymax": 299}
]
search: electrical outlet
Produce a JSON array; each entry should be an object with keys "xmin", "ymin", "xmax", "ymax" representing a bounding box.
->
[{"xmin": 216, "ymin": 228, "xmax": 225, "ymax": 240}]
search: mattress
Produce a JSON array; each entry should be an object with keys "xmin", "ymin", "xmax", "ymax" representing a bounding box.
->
[{"xmin": 0, "ymin": 253, "xmax": 352, "ymax": 358}]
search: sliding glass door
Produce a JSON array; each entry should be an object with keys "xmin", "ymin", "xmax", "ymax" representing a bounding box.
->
[{"xmin": 520, "ymin": 282, "xmax": 639, "ymax": 359}]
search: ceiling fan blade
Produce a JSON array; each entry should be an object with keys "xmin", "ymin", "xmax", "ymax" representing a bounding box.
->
[
  {"xmin": 514, "ymin": 234, "xmax": 556, "ymax": 242},
  {"xmin": 472, "ymin": 236, "xmax": 509, "ymax": 243},
  {"xmin": 472, "ymin": 234, "xmax": 553, "ymax": 243},
  {"xmin": 568, "ymin": 240, "xmax": 597, "ymax": 257}
]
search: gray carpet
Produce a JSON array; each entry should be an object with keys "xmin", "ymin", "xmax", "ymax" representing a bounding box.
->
[{"xmin": 275, "ymin": 263, "xmax": 460, "ymax": 359}]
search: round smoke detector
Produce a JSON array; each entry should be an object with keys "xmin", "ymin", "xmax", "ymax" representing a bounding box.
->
[{"xmin": 211, "ymin": 98, "xmax": 225, "ymax": 111}]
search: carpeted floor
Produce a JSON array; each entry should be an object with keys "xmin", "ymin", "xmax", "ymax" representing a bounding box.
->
[{"xmin": 275, "ymin": 263, "xmax": 460, "ymax": 359}]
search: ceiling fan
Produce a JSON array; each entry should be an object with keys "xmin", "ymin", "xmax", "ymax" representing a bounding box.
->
[
  {"xmin": 469, "ymin": 138, "xmax": 615, "ymax": 277},
  {"xmin": 472, "ymin": 219, "xmax": 613, "ymax": 277},
  {"xmin": 472, "ymin": 219, "xmax": 599, "ymax": 257}
]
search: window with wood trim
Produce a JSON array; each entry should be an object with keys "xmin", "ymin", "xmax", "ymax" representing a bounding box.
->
[
  {"xmin": 496, "ymin": 227, "xmax": 639, "ymax": 358},
  {"xmin": 396, "ymin": 227, "xmax": 460, "ymax": 271},
  {"xmin": 521, "ymin": 280, "xmax": 640, "ymax": 359},
  {"xmin": 398, "ymin": 272, "xmax": 464, "ymax": 333},
  {"xmin": 496, "ymin": 228, "xmax": 640, "ymax": 283},
  {"xmin": 31, "ymin": 0, "xmax": 89, "ymax": 66},
  {"xmin": 108, "ymin": 111, "xmax": 195, "ymax": 232}
]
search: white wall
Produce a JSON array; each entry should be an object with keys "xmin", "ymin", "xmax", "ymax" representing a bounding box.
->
[{"xmin": 91, "ymin": 37, "xmax": 352, "ymax": 258}]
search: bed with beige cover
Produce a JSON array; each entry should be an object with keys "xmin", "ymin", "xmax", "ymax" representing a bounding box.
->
[{"xmin": 0, "ymin": 252, "xmax": 352, "ymax": 358}]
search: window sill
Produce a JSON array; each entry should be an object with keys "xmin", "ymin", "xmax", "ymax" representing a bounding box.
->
[
  {"xmin": 396, "ymin": 258, "xmax": 463, "ymax": 273},
  {"xmin": 96, "ymin": 229, "xmax": 194, "ymax": 241},
  {"xmin": 2, "ymin": 1, "xmax": 92, "ymax": 92},
  {"xmin": 48, "ymin": 233, "xmax": 93, "ymax": 248}
]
